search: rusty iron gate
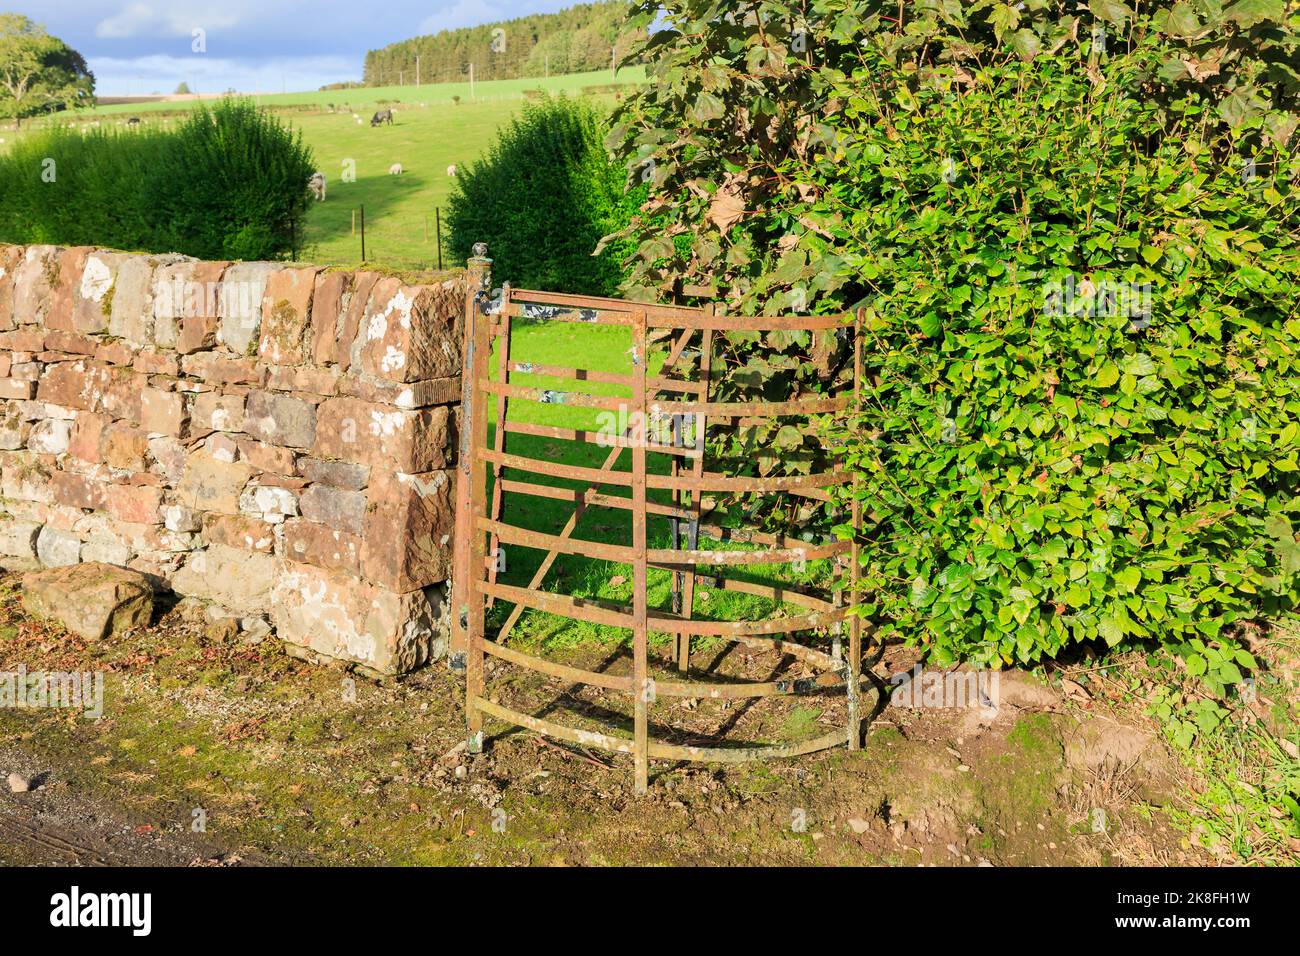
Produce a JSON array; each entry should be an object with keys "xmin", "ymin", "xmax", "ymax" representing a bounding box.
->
[{"xmin": 452, "ymin": 266, "xmax": 872, "ymax": 794}]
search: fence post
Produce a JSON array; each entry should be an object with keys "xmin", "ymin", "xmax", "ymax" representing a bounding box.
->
[
  {"xmin": 452, "ymin": 245, "xmax": 492, "ymax": 662},
  {"xmin": 458, "ymin": 245, "xmax": 493, "ymax": 753},
  {"xmin": 631, "ymin": 309, "xmax": 650, "ymax": 795}
]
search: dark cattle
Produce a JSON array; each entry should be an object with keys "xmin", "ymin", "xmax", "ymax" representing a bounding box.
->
[
  {"xmin": 127, "ymin": 117, "xmax": 141, "ymax": 127},
  {"xmin": 370, "ymin": 109, "xmax": 394, "ymax": 127}
]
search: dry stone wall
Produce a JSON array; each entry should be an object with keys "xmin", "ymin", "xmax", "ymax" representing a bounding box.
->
[{"xmin": 0, "ymin": 243, "xmax": 465, "ymax": 676}]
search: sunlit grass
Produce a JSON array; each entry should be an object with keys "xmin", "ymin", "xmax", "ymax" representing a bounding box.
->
[{"xmin": 483, "ymin": 318, "xmax": 837, "ymax": 652}]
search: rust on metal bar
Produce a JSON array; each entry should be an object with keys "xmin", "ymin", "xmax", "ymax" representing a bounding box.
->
[
  {"xmin": 647, "ymin": 312, "xmax": 849, "ymax": 331},
  {"xmin": 463, "ymin": 265, "xmax": 494, "ymax": 753},
  {"xmin": 456, "ymin": 287, "xmax": 867, "ymax": 789},
  {"xmin": 478, "ymin": 578, "xmax": 848, "ymax": 639},
  {"xmin": 646, "ymin": 540, "xmax": 850, "ymax": 567},
  {"xmin": 482, "ymin": 638, "xmax": 633, "ymax": 692},
  {"xmin": 472, "ymin": 697, "xmax": 637, "ymax": 755},
  {"xmin": 490, "ymin": 327, "xmax": 701, "ymax": 647},
  {"xmin": 480, "ymin": 450, "xmax": 635, "ymax": 488},
  {"xmin": 480, "ymin": 379, "xmax": 628, "ymax": 412},
  {"xmin": 485, "ymin": 296, "xmax": 512, "ymax": 608},
  {"xmin": 848, "ymin": 308, "xmax": 865, "ymax": 750},
  {"xmin": 630, "ymin": 309, "xmax": 650, "ymax": 795},
  {"xmin": 645, "ymin": 470, "xmax": 851, "ymax": 493},
  {"xmin": 508, "ymin": 360, "xmax": 707, "ymax": 396},
  {"xmin": 647, "ymin": 395, "xmax": 851, "ymax": 417},
  {"xmin": 450, "ymin": 254, "xmax": 492, "ymax": 656},
  {"xmin": 509, "ymin": 288, "xmax": 706, "ymax": 320},
  {"xmin": 498, "ymin": 300, "xmax": 635, "ymax": 326},
  {"xmin": 498, "ymin": 478, "xmax": 691, "ymax": 520},
  {"xmin": 502, "ymin": 421, "xmax": 702, "ymax": 459},
  {"xmin": 480, "ymin": 517, "xmax": 637, "ymax": 563}
]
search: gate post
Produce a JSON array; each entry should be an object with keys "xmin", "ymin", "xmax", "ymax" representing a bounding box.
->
[{"xmin": 451, "ymin": 246, "xmax": 492, "ymax": 665}]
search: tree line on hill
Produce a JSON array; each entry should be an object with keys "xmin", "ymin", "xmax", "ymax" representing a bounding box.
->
[{"xmin": 361, "ymin": 1, "xmax": 644, "ymax": 87}]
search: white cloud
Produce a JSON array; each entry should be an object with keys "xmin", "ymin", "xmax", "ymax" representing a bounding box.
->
[
  {"xmin": 95, "ymin": 2, "xmax": 247, "ymax": 40},
  {"xmin": 416, "ymin": 0, "xmax": 504, "ymax": 37},
  {"xmin": 87, "ymin": 53, "xmax": 360, "ymax": 96}
]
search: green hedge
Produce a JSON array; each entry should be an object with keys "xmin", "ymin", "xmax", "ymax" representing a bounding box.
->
[
  {"xmin": 0, "ymin": 98, "xmax": 315, "ymax": 260},
  {"xmin": 817, "ymin": 45, "xmax": 1299, "ymax": 692},
  {"xmin": 445, "ymin": 94, "xmax": 641, "ymax": 295}
]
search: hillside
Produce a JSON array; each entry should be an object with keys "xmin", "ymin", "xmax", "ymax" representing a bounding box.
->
[{"xmin": 363, "ymin": 1, "xmax": 643, "ymax": 87}]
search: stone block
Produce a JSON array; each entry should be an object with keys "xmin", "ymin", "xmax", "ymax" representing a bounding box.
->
[
  {"xmin": 171, "ymin": 543, "xmax": 276, "ymax": 612},
  {"xmin": 312, "ymin": 398, "xmax": 450, "ymax": 472},
  {"xmin": 271, "ymin": 563, "xmax": 447, "ymax": 676},
  {"xmin": 257, "ymin": 267, "xmax": 319, "ymax": 365},
  {"xmin": 36, "ymin": 525, "xmax": 81, "ymax": 567},
  {"xmin": 218, "ymin": 262, "xmax": 276, "ymax": 356},
  {"xmin": 0, "ymin": 517, "xmax": 41, "ymax": 559},
  {"xmin": 244, "ymin": 389, "xmax": 316, "ymax": 449},
  {"xmin": 21, "ymin": 562, "xmax": 153, "ymax": 640},
  {"xmin": 299, "ymin": 484, "xmax": 367, "ymax": 535},
  {"xmin": 354, "ymin": 278, "xmax": 462, "ymax": 383},
  {"xmin": 360, "ymin": 469, "xmax": 454, "ymax": 592}
]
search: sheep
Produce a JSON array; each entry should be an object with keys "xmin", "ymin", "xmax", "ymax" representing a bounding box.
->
[
  {"xmin": 446, "ymin": 164, "xmax": 457, "ymax": 178},
  {"xmin": 307, "ymin": 172, "xmax": 326, "ymax": 202},
  {"xmin": 388, "ymin": 163, "xmax": 403, "ymax": 176},
  {"xmin": 370, "ymin": 108, "xmax": 394, "ymax": 127}
]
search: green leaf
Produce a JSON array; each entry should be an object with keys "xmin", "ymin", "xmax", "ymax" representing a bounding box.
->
[
  {"xmin": 689, "ymin": 92, "xmax": 726, "ymax": 123},
  {"xmin": 1099, "ymin": 615, "xmax": 1125, "ymax": 646},
  {"xmin": 1095, "ymin": 363, "xmax": 1119, "ymax": 388},
  {"xmin": 1164, "ymin": 1, "xmax": 1203, "ymax": 36},
  {"xmin": 1223, "ymin": 0, "xmax": 1285, "ymax": 28},
  {"xmin": 1008, "ymin": 29, "xmax": 1041, "ymax": 59},
  {"xmin": 918, "ymin": 312, "xmax": 943, "ymax": 338},
  {"xmin": 1088, "ymin": 0, "xmax": 1135, "ymax": 24}
]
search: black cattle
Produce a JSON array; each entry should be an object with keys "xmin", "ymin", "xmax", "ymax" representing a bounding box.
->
[{"xmin": 370, "ymin": 108, "xmax": 394, "ymax": 127}]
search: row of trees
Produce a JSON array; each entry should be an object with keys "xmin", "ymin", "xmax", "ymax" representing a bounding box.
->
[
  {"xmin": 0, "ymin": 14, "xmax": 94, "ymax": 124},
  {"xmin": 362, "ymin": 1, "xmax": 645, "ymax": 86}
]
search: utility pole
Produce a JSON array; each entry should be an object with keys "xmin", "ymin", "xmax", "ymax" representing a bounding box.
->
[
  {"xmin": 544, "ymin": 54, "xmax": 549, "ymax": 79},
  {"xmin": 416, "ymin": 56, "xmax": 420, "ymax": 87},
  {"xmin": 611, "ymin": 45, "xmax": 616, "ymax": 80},
  {"xmin": 469, "ymin": 62, "xmax": 475, "ymax": 101}
]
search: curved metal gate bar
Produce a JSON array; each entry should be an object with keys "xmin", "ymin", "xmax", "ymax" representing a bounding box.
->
[{"xmin": 458, "ymin": 283, "xmax": 868, "ymax": 793}]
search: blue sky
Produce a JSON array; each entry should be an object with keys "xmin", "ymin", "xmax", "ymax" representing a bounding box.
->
[{"xmin": 19, "ymin": 1, "xmax": 578, "ymax": 95}]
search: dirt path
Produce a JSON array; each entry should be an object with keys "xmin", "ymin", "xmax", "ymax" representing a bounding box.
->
[
  {"xmin": 0, "ymin": 572, "xmax": 1216, "ymax": 866},
  {"xmin": 0, "ymin": 744, "xmax": 257, "ymax": 866}
]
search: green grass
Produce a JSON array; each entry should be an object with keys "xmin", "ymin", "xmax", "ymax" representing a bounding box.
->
[
  {"xmin": 2, "ymin": 69, "xmax": 645, "ymax": 272},
  {"xmin": 482, "ymin": 318, "xmax": 837, "ymax": 653},
  {"xmin": 85, "ymin": 68, "xmax": 646, "ymax": 115},
  {"xmin": 293, "ymin": 97, "xmax": 530, "ymax": 270}
]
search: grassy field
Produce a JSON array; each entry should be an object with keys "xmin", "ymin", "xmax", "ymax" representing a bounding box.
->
[
  {"xmin": 482, "ymin": 319, "xmax": 839, "ymax": 652},
  {"xmin": 3, "ymin": 69, "xmax": 644, "ymax": 272},
  {"xmin": 86, "ymin": 68, "xmax": 645, "ymax": 115}
]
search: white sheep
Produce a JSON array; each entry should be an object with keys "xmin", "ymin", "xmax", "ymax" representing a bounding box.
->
[
  {"xmin": 308, "ymin": 171, "xmax": 326, "ymax": 201},
  {"xmin": 389, "ymin": 163, "xmax": 403, "ymax": 175},
  {"xmin": 446, "ymin": 164, "xmax": 457, "ymax": 178}
]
